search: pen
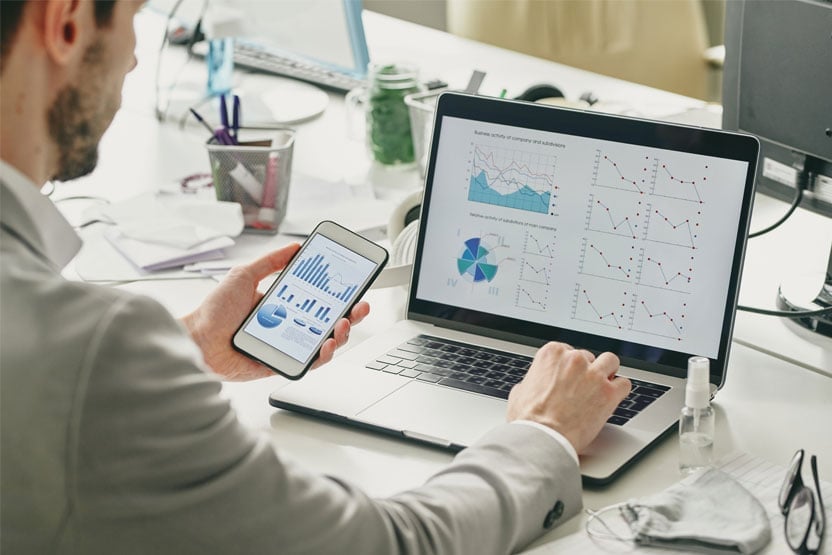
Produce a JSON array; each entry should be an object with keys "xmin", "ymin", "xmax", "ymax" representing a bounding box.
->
[
  {"xmin": 219, "ymin": 93, "xmax": 229, "ymax": 129},
  {"xmin": 232, "ymin": 94, "xmax": 240, "ymax": 141},
  {"xmin": 189, "ymin": 108, "xmax": 215, "ymax": 136}
]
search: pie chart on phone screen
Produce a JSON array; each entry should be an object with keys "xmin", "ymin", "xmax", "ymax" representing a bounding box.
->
[{"xmin": 257, "ymin": 304, "xmax": 287, "ymax": 328}]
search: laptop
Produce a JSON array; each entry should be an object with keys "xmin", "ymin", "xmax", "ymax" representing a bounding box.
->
[{"xmin": 270, "ymin": 92, "xmax": 759, "ymax": 484}]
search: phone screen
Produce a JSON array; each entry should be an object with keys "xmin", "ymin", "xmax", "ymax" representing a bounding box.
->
[{"xmin": 241, "ymin": 233, "xmax": 378, "ymax": 363}]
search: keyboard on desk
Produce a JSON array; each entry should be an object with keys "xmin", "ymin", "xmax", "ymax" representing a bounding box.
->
[
  {"xmin": 365, "ymin": 334, "xmax": 670, "ymax": 426},
  {"xmin": 233, "ymin": 42, "xmax": 365, "ymax": 93}
]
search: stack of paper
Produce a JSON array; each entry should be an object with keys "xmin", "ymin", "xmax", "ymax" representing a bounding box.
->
[
  {"xmin": 104, "ymin": 229, "xmax": 235, "ymax": 272},
  {"xmin": 94, "ymin": 193, "xmax": 244, "ymax": 272}
]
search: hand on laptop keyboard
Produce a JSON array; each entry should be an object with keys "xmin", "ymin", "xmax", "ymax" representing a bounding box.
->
[{"xmin": 506, "ymin": 343, "xmax": 631, "ymax": 454}]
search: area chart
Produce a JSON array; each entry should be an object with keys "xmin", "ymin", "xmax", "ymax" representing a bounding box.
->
[{"xmin": 467, "ymin": 144, "xmax": 556, "ymax": 215}]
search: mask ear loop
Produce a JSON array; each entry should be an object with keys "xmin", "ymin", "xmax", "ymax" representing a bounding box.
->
[{"xmin": 585, "ymin": 502, "xmax": 639, "ymax": 543}]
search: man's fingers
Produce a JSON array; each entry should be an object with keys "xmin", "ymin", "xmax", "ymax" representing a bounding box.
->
[
  {"xmin": 611, "ymin": 374, "xmax": 632, "ymax": 401},
  {"xmin": 332, "ymin": 319, "xmax": 350, "ymax": 348},
  {"xmin": 244, "ymin": 243, "xmax": 301, "ymax": 280},
  {"xmin": 593, "ymin": 352, "xmax": 621, "ymax": 378},
  {"xmin": 349, "ymin": 301, "xmax": 370, "ymax": 324},
  {"xmin": 311, "ymin": 338, "xmax": 337, "ymax": 369}
]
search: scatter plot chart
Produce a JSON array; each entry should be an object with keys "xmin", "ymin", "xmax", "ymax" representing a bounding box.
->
[
  {"xmin": 640, "ymin": 245, "xmax": 695, "ymax": 293},
  {"xmin": 630, "ymin": 290, "xmax": 688, "ymax": 342},
  {"xmin": 585, "ymin": 191, "xmax": 649, "ymax": 240},
  {"xmin": 651, "ymin": 158, "xmax": 709, "ymax": 204},
  {"xmin": 645, "ymin": 200, "xmax": 701, "ymax": 250},
  {"xmin": 515, "ymin": 282, "xmax": 550, "ymax": 312},
  {"xmin": 578, "ymin": 236, "xmax": 641, "ymax": 283},
  {"xmin": 592, "ymin": 150, "xmax": 650, "ymax": 195},
  {"xmin": 571, "ymin": 282, "xmax": 634, "ymax": 330}
]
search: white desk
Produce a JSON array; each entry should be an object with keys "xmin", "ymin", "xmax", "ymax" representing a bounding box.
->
[{"xmin": 62, "ymin": 8, "xmax": 832, "ymax": 553}]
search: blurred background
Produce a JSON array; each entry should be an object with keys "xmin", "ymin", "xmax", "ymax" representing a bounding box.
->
[{"xmin": 365, "ymin": 0, "xmax": 726, "ymax": 102}]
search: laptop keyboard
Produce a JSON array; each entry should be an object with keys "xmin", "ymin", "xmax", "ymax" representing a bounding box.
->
[{"xmin": 365, "ymin": 334, "xmax": 670, "ymax": 426}]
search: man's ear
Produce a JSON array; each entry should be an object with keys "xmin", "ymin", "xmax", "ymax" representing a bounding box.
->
[{"xmin": 41, "ymin": 0, "xmax": 86, "ymax": 66}]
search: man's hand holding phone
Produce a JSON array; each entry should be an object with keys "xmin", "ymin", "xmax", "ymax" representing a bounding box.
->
[
  {"xmin": 182, "ymin": 242, "xmax": 371, "ymax": 381},
  {"xmin": 230, "ymin": 222, "xmax": 388, "ymax": 380}
]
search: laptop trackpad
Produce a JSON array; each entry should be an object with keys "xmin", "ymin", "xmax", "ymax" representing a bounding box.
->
[{"xmin": 357, "ymin": 381, "xmax": 506, "ymax": 447}]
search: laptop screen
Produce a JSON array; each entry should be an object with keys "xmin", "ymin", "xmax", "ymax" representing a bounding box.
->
[{"xmin": 408, "ymin": 93, "xmax": 759, "ymax": 381}]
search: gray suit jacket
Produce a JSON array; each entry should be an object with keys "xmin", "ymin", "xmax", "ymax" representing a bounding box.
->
[{"xmin": 0, "ymin": 173, "xmax": 582, "ymax": 554}]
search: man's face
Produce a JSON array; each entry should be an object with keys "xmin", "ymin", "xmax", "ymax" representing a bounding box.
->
[{"xmin": 49, "ymin": 1, "xmax": 142, "ymax": 182}]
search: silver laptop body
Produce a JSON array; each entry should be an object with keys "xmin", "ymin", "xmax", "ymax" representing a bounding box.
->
[{"xmin": 271, "ymin": 92, "xmax": 759, "ymax": 484}]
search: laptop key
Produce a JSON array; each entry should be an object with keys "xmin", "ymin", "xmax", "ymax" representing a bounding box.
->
[
  {"xmin": 438, "ymin": 378, "xmax": 509, "ymax": 400},
  {"xmin": 377, "ymin": 355, "xmax": 402, "ymax": 365},
  {"xmin": 416, "ymin": 372, "xmax": 442, "ymax": 383},
  {"xmin": 382, "ymin": 366, "xmax": 403, "ymax": 375},
  {"xmin": 399, "ymin": 368, "xmax": 420, "ymax": 378},
  {"xmin": 366, "ymin": 361, "xmax": 387, "ymax": 371},
  {"xmin": 631, "ymin": 396, "xmax": 656, "ymax": 409},
  {"xmin": 607, "ymin": 415, "xmax": 629, "ymax": 426},
  {"xmin": 396, "ymin": 343, "xmax": 425, "ymax": 354},
  {"xmin": 415, "ymin": 363, "xmax": 438, "ymax": 373},
  {"xmin": 397, "ymin": 359, "xmax": 418, "ymax": 369},
  {"xmin": 614, "ymin": 407, "xmax": 638, "ymax": 419},
  {"xmin": 388, "ymin": 349, "xmax": 419, "ymax": 360},
  {"xmin": 633, "ymin": 386, "xmax": 664, "ymax": 398}
]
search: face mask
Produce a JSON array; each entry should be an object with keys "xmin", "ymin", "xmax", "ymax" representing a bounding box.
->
[{"xmin": 588, "ymin": 468, "xmax": 771, "ymax": 554}]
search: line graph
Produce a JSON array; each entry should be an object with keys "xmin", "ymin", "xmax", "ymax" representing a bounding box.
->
[
  {"xmin": 515, "ymin": 282, "xmax": 549, "ymax": 312},
  {"xmin": 467, "ymin": 144, "xmax": 557, "ymax": 215},
  {"xmin": 592, "ymin": 150, "xmax": 649, "ymax": 195},
  {"xmin": 578, "ymin": 236, "xmax": 641, "ymax": 283},
  {"xmin": 585, "ymin": 192, "xmax": 649, "ymax": 240},
  {"xmin": 519, "ymin": 258, "xmax": 553, "ymax": 285},
  {"xmin": 571, "ymin": 282, "xmax": 634, "ymax": 330},
  {"xmin": 522, "ymin": 229, "xmax": 556, "ymax": 258},
  {"xmin": 645, "ymin": 202, "xmax": 701, "ymax": 249},
  {"xmin": 640, "ymin": 246, "xmax": 695, "ymax": 293},
  {"xmin": 630, "ymin": 292, "xmax": 688, "ymax": 341},
  {"xmin": 650, "ymin": 159, "xmax": 708, "ymax": 204}
]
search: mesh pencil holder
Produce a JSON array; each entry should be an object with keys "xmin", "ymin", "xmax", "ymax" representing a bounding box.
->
[{"xmin": 206, "ymin": 127, "xmax": 295, "ymax": 234}]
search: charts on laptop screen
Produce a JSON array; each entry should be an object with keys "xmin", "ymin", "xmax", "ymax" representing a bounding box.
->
[{"xmin": 414, "ymin": 108, "xmax": 754, "ymax": 370}]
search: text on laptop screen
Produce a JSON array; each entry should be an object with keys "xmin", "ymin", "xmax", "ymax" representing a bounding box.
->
[{"xmin": 415, "ymin": 116, "xmax": 750, "ymax": 359}]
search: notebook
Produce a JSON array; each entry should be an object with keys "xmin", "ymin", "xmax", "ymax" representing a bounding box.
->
[{"xmin": 270, "ymin": 92, "xmax": 759, "ymax": 484}]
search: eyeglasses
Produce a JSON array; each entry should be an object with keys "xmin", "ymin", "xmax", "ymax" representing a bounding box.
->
[{"xmin": 779, "ymin": 449, "xmax": 826, "ymax": 555}]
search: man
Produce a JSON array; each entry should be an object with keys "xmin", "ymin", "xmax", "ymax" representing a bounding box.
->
[{"xmin": 0, "ymin": 2, "xmax": 631, "ymax": 554}]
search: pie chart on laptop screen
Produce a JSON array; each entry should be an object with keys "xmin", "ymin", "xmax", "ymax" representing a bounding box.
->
[
  {"xmin": 257, "ymin": 304, "xmax": 288, "ymax": 328},
  {"xmin": 457, "ymin": 237, "xmax": 499, "ymax": 283}
]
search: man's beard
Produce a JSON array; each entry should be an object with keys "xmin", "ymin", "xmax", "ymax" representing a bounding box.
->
[{"xmin": 47, "ymin": 42, "xmax": 112, "ymax": 182}]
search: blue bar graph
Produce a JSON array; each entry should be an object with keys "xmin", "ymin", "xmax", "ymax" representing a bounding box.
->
[{"xmin": 291, "ymin": 252, "xmax": 359, "ymax": 301}]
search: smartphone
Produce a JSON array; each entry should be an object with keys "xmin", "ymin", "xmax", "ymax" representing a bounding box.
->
[{"xmin": 233, "ymin": 221, "xmax": 389, "ymax": 379}]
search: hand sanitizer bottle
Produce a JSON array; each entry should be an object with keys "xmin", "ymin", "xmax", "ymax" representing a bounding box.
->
[{"xmin": 679, "ymin": 356, "xmax": 715, "ymax": 474}]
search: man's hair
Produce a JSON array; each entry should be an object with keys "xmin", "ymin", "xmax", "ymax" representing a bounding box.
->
[{"xmin": 1, "ymin": 1, "xmax": 117, "ymax": 71}]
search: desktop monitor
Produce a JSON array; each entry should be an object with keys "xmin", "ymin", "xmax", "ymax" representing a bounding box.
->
[
  {"xmin": 722, "ymin": 0, "xmax": 832, "ymax": 215},
  {"xmin": 722, "ymin": 0, "xmax": 832, "ymax": 335}
]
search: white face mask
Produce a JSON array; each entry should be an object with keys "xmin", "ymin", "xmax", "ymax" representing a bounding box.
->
[{"xmin": 588, "ymin": 468, "xmax": 772, "ymax": 554}]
